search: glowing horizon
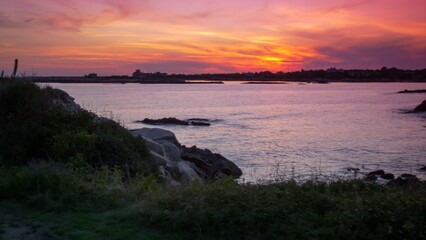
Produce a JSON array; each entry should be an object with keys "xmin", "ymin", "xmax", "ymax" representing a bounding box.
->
[{"xmin": 1, "ymin": 0, "xmax": 425, "ymax": 76}]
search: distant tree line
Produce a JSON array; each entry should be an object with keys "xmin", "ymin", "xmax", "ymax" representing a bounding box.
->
[{"xmin": 163, "ymin": 67, "xmax": 426, "ymax": 82}]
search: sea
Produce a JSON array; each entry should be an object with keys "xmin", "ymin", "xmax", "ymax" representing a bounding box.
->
[{"xmin": 44, "ymin": 82, "xmax": 426, "ymax": 181}]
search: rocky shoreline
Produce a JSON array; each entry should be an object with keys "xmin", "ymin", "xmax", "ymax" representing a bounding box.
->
[
  {"xmin": 131, "ymin": 128, "xmax": 242, "ymax": 185},
  {"xmin": 361, "ymin": 169, "xmax": 422, "ymax": 186}
]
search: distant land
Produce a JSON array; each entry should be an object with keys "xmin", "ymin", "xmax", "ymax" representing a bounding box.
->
[{"xmin": 30, "ymin": 67, "xmax": 426, "ymax": 83}]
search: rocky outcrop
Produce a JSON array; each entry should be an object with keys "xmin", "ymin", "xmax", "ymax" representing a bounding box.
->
[
  {"xmin": 131, "ymin": 128, "xmax": 242, "ymax": 185},
  {"xmin": 136, "ymin": 117, "xmax": 211, "ymax": 126},
  {"xmin": 181, "ymin": 146, "xmax": 243, "ymax": 179},
  {"xmin": 387, "ymin": 174, "xmax": 420, "ymax": 186},
  {"xmin": 47, "ymin": 88, "xmax": 81, "ymax": 113},
  {"xmin": 365, "ymin": 170, "xmax": 422, "ymax": 185}
]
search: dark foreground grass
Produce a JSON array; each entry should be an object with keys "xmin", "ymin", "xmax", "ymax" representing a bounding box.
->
[
  {"xmin": 134, "ymin": 179, "xmax": 426, "ymax": 240},
  {"xmin": 0, "ymin": 201, "xmax": 186, "ymax": 240}
]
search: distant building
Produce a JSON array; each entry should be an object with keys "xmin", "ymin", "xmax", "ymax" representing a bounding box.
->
[
  {"xmin": 85, "ymin": 73, "xmax": 97, "ymax": 78},
  {"xmin": 132, "ymin": 69, "xmax": 148, "ymax": 78},
  {"xmin": 326, "ymin": 67, "xmax": 338, "ymax": 73}
]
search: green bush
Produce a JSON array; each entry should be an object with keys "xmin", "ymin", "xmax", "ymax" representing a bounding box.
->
[{"xmin": 0, "ymin": 81, "xmax": 149, "ymax": 176}]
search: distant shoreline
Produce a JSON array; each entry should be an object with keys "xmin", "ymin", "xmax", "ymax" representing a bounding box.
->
[{"xmin": 28, "ymin": 76, "xmax": 426, "ymax": 84}]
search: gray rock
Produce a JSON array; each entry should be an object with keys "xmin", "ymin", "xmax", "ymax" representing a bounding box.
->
[
  {"xmin": 48, "ymin": 88, "xmax": 81, "ymax": 113},
  {"xmin": 181, "ymin": 145, "xmax": 243, "ymax": 180},
  {"xmin": 131, "ymin": 128, "xmax": 180, "ymax": 146},
  {"xmin": 158, "ymin": 140, "xmax": 182, "ymax": 162},
  {"xmin": 176, "ymin": 161, "xmax": 202, "ymax": 184},
  {"xmin": 139, "ymin": 137, "xmax": 165, "ymax": 156},
  {"xmin": 132, "ymin": 127, "xmax": 242, "ymax": 185},
  {"xmin": 147, "ymin": 151, "xmax": 168, "ymax": 167}
]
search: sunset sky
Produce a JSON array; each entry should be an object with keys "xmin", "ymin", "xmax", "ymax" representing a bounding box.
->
[{"xmin": 1, "ymin": 0, "xmax": 425, "ymax": 76}]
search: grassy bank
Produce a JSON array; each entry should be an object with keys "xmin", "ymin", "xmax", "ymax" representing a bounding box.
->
[{"xmin": 1, "ymin": 80, "xmax": 425, "ymax": 239}]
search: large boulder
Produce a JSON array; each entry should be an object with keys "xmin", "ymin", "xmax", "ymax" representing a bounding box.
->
[
  {"xmin": 181, "ymin": 145, "xmax": 243, "ymax": 179},
  {"xmin": 131, "ymin": 127, "xmax": 242, "ymax": 185},
  {"xmin": 131, "ymin": 128, "xmax": 180, "ymax": 146}
]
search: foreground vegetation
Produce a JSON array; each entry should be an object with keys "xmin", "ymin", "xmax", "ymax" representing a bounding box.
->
[{"xmin": 0, "ymin": 80, "xmax": 425, "ymax": 239}]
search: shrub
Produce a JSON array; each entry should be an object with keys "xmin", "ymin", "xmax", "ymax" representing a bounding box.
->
[{"xmin": 0, "ymin": 81, "xmax": 150, "ymax": 176}]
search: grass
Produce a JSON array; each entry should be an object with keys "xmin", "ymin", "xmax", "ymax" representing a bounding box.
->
[
  {"xmin": 133, "ymin": 179, "xmax": 426, "ymax": 240},
  {"xmin": 2, "ymin": 179, "xmax": 424, "ymax": 240},
  {"xmin": 0, "ymin": 201, "xmax": 186, "ymax": 240}
]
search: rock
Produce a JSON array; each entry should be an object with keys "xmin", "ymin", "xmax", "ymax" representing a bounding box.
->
[
  {"xmin": 413, "ymin": 100, "xmax": 426, "ymax": 112},
  {"xmin": 147, "ymin": 151, "xmax": 168, "ymax": 167},
  {"xmin": 138, "ymin": 136, "xmax": 165, "ymax": 156},
  {"xmin": 387, "ymin": 176, "xmax": 420, "ymax": 186},
  {"xmin": 181, "ymin": 145, "xmax": 243, "ymax": 180},
  {"xmin": 138, "ymin": 117, "xmax": 189, "ymax": 126},
  {"xmin": 367, "ymin": 170, "xmax": 385, "ymax": 176},
  {"xmin": 401, "ymin": 173, "xmax": 417, "ymax": 178},
  {"xmin": 131, "ymin": 128, "xmax": 242, "ymax": 185},
  {"xmin": 157, "ymin": 140, "xmax": 182, "ymax": 162},
  {"xmin": 176, "ymin": 161, "xmax": 202, "ymax": 185},
  {"xmin": 380, "ymin": 173, "xmax": 395, "ymax": 180},
  {"xmin": 136, "ymin": 117, "xmax": 213, "ymax": 127},
  {"xmin": 131, "ymin": 128, "xmax": 180, "ymax": 146},
  {"xmin": 48, "ymin": 88, "xmax": 81, "ymax": 113},
  {"xmin": 397, "ymin": 89, "xmax": 426, "ymax": 94},
  {"xmin": 190, "ymin": 121, "xmax": 211, "ymax": 126},
  {"xmin": 419, "ymin": 166, "xmax": 426, "ymax": 171}
]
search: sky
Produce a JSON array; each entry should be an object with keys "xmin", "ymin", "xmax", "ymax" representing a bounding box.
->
[{"xmin": 0, "ymin": 0, "xmax": 425, "ymax": 76}]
